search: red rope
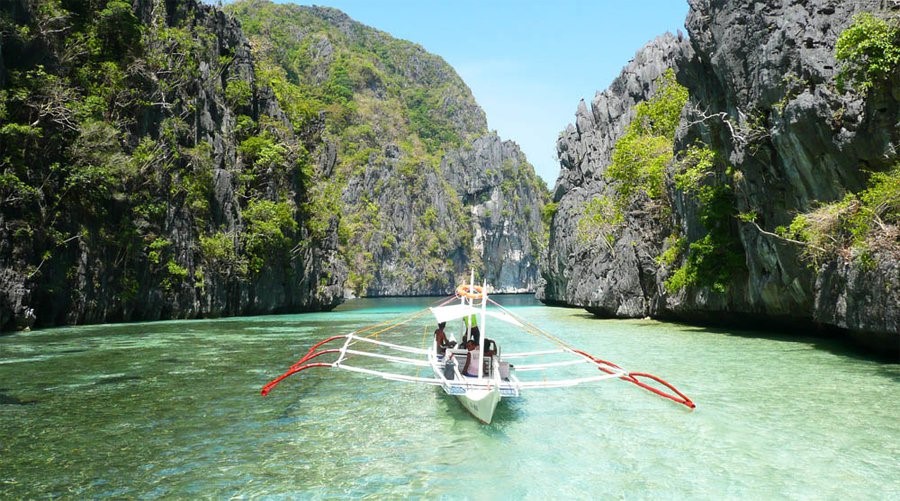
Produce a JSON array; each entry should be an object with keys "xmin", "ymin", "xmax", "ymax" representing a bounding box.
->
[
  {"xmin": 573, "ymin": 349, "xmax": 623, "ymax": 371},
  {"xmin": 288, "ymin": 335, "xmax": 347, "ymax": 370},
  {"xmin": 289, "ymin": 347, "xmax": 342, "ymax": 371}
]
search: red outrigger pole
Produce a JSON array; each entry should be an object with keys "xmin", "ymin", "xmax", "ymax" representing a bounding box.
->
[
  {"xmin": 573, "ymin": 349, "xmax": 695, "ymax": 409},
  {"xmin": 260, "ymin": 335, "xmax": 349, "ymax": 396}
]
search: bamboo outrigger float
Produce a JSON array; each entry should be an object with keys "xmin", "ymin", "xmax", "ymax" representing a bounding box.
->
[{"xmin": 261, "ymin": 275, "xmax": 695, "ymax": 424}]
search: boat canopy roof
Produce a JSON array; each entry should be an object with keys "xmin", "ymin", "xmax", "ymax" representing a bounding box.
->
[{"xmin": 429, "ymin": 304, "xmax": 523, "ymax": 327}]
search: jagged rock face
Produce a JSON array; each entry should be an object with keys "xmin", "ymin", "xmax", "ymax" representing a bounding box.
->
[
  {"xmin": 442, "ymin": 135, "xmax": 546, "ymax": 293},
  {"xmin": 345, "ymin": 133, "xmax": 546, "ymax": 296},
  {"xmin": 230, "ymin": 2, "xmax": 547, "ymax": 297},
  {"xmin": 130, "ymin": 2, "xmax": 347, "ymax": 317},
  {"xmin": 540, "ymin": 1, "xmax": 898, "ymax": 353},
  {"xmin": 537, "ymin": 33, "xmax": 689, "ymax": 313},
  {"xmin": 680, "ymin": 0, "xmax": 899, "ymax": 343},
  {"xmin": 0, "ymin": 0, "xmax": 345, "ymax": 331},
  {"xmin": 1, "ymin": 0, "xmax": 546, "ymax": 331},
  {"xmin": 339, "ymin": 152, "xmax": 472, "ymax": 297}
]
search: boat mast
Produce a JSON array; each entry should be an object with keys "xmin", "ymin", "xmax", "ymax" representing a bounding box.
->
[
  {"xmin": 468, "ymin": 270, "xmax": 475, "ymax": 341},
  {"xmin": 478, "ymin": 279, "xmax": 487, "ymax": 379}
]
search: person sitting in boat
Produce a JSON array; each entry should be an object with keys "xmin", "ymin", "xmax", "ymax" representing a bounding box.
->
[
  {"xmin": 463, "ymin": 314, "xmax": 478, "ymax": 341},
  {"xmin": 483, "ymin": 338, "xmax": 497, "ymax": 357},
  {"xmin": 462, "ymin": 339, "xmax": 481, "ymax": 377},
  {"xmin": 434, "ymin": 322, "xmax": 455, "ymax": 359},
  {"xmin": 469, "ymin": 326, "xmax": 481, "ymax": 345},
  {"xmin": 459, "ymin": 326, "xmax": 479, "ymax": 350}
]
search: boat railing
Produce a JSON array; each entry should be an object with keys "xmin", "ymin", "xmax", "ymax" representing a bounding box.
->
[
  {"xmin": 502, "ymin": 349, "xmax": 566, "ymax": 358},
  {"xmin": 340, "ymin": 348, "xmax": 432, "ymax": 367},
  {"xmin": 344, "ymin": 333, "xmax": 430, "ymax": 355}
]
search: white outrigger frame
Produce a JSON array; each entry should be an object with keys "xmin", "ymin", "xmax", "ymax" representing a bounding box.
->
[{"xmin": 261, "ymin": 276, "xmax": 695, "ymax": 424}]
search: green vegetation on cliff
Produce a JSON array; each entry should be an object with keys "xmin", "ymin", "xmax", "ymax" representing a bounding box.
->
[
  {"xmin": 607, "ymin": 68, "xmax": 687, "ymax": 203},
  {"xmin": 667, "ymin": 145, "xmax": 744, "ymax": 293},
  {"xmin": 0, "ymin": 0, "xmax": 344, "ymax": 329},
  {"xmin": 0, "ymin": 0, "xmax": 548, "ymax": 329},
  {"xmin": 835, "ymin": 12, "xmax": 900, "ymax": 92},
  {"xmin": 780, "ymin": 164, "xmax": 900, "ymax": 268},
  {"xmin": 0, "ymin": 2, "xmax": 258, "ymax": 305},
  {"xmin": 579, "ymin": 69, "xmax": 687, "ymax": 246},
  {"xmin": 225, "ymin": 0, "xmax": 544, "ymax": 296},
  {"xmin": 778, "ymin": 12, "xmax": 900, "ymax": 269},
  {"xmin": 577, "ymin": 69, "xmax": 685, "ymax": 244},
  {"xmin": 576, "ymin": 68, "xmax": 745, "ymax": 294}
]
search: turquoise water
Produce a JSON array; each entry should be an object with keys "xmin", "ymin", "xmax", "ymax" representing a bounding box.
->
[{"xmin": 1, "ymin": 296, "xmax": 898, "ymax": 498}]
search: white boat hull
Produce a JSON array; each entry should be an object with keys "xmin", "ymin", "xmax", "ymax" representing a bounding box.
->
[{"xmin": 456, "ymin": 386, "xmax": 501, "ymax": 424}]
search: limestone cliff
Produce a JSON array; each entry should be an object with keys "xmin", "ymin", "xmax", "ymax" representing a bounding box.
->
[
  {"xmin": 227, "ymin": 1, "xmax": 548, "ymax": 297},
  {"xmin": 442, "ymin": 135, "xmax": 546, "ymax": 293},
  {"xmin": 678, "ymin": 0, "xmax": 899, "ymax": 349},
  {"xmin": 0, "ymin": 0, "xmax": 546, "ymax": 331},
  {"xmin": 0, "ymin": 0, "xmax": 346, "ymax": 330},
  {"xmin": 538, "ymin": 33, "xmax": 688, "ymax": 316},
  {"xmin": 539, "ymin": 0, "xmax": 899, "ymax": 355}
]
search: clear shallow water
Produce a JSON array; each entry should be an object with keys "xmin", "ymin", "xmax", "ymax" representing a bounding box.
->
[{"xmin": 1, "ymin": 295, "xmax": 898, "ymax": 499}]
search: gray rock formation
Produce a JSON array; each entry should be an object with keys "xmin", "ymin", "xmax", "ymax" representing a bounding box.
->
[
  {"xmin": 679, "ymin": 0, "xmax": 899, "ymax": 348},
  {"xmin": 0, "ymin": 0, "xmax": 345, "ymax": 331},
  {"xmin": 130, "ymin": 0, "xmax": 347, "ymax": 318},
  {"xmin": 538, "ymin": 33, "xmax": 689, "ymax": 315},
  {"xmin": 340, "ymin": 132, "xmax": 546, "ymax": 297},
  {"xmin": 263, "ymin": 4, "xmax": 548, "ymax": 297},
  {"xmin": 0, "ymin": 0, "xmax": 547, "ymax": 331},
  {"xmin": 442, "ymin": 134, "xmax": 546, "ymax": 293},
  {"xmin": 539, "ymin": 1, "xmax": 899, "ymax": 355}
]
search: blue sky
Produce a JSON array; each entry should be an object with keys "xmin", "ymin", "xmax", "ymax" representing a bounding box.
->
[{"xmin": 281, "ymin": 0, "xmax": 689, "ymax": 187}]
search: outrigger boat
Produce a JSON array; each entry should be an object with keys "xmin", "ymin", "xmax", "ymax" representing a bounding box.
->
[{"xmin": 261, "ymin": 276, "xmax": 695, "ymax": 424}]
